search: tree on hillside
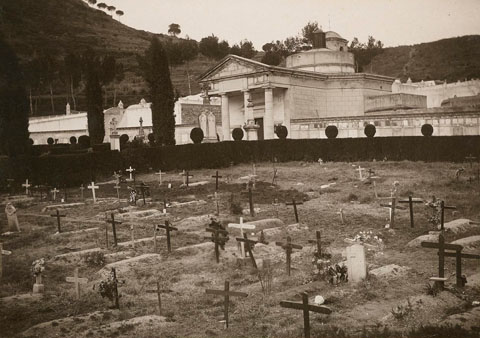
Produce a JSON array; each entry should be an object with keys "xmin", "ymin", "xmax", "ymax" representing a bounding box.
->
[
  {"xmin": 199, "ymin": 35, "xmax": 230, "ymax": 60},
  {"xmin": 164, "ymin": 38, "xmax": 198, "ymax": 95},
  {"xmin": 38, "ymin": 54, "xmax": 57, "ymax": 114},
  {"xmin": 230, "ymin": 40, "xmax": 256, "ymax": 59},
  {"xmin": 139, "ymin": 37, "xmax": 175, "ymax": 145},
  {"xmin": 349, "ymin": 35, "xmax": 384, "ymax": 72},
  {"xmin": 107, "ymin": 5, "xmax": 116, "ymax": 16},
  {"xmin": 0, "ymin": 37, "xmax": 29, "ymax": 156},
  {"xmin": 116, "ymin": 10, "xmax": 124, "ymax": 21},
  {"xmin": 87, "ymin": 0, "xmax": 97, "ymax": 5},
  {"xmin": 24, "ymin": 57, "xmax": 43, "ymax": 115},
  {"xmin": 63, "ymin": 53, "xmax": 82, "ymax": 111},
  {"xmin": 168, "ymin": 23, "xmax": 181, "ymax": 37},
  {"xmin": 97, "ymin": 2, "xmax": 107, "ymax": 9}
]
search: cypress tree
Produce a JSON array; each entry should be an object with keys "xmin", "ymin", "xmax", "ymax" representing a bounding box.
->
[
  {"xmin": 0, "ymin": 36, "xmax": 29, "ymax": 156},
  {"xmin": 82, "ymin": 48, "xmax": 105, "ymax": 145},
  {"xmin": 141, "ymin": 37, "xmax": 175, "ymax": 145}
]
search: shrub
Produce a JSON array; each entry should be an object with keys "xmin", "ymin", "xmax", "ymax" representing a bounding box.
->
[
  {"xmin": 275, "ymin": 125, "xmax": 288, "ymax": 139},
  {"xmin": 421, "ymin": 124, "xmax": 433, "ymax": 136},
  {"xmin": 47, "ymin": 137, "xmax": 54, "ymax": 145},
  {"xmin": 78, "ymin": 135, "xmax": 90, "ymax": 148},
  {"xmin": 190, "ymin": 127, "xmax": 204, "ymax": 144},
  {"xmin": 29, "ymin": 138, "xmax": 34, "ymax": 145},
  {"xmin": 325, "ymin": 125, "xmax": 338, "ymax": 139},
  {"xmin": 147, "ymin": 133, "xmax": 155, "ymax": 145},
  {"xmin": 70, "ymin": 136, "xmax": 77, "ymax": 144},
  {"xmin": 365, "ymin": 124, "xmax": 376, "ymax": 138},
  {"xmin": 232, "ymin": 128, "xmax": 244, "ymax": 141},
  {"xmin": 120, "ymin": 134, "xmax": 129, "ymax": 144}
]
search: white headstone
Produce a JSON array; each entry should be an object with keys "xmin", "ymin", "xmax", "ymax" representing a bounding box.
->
[
  {"xmin": 346, "ymin": 244, "xmax": 367, "ymax": 282},
  {"xmin": 198, "ymin": 112, "xmax": 207, "ymax": 136},
  {"xmin": 207, "ymin": 112, "xmax": 216, "ymax": 139},
  {"xmin": 5, "ymin": 203, "xmax": 20, "ymax": 232}
]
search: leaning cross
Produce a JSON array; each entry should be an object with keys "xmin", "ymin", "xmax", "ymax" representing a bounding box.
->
[
  {"xmin": 205, "ymin": 227, "xmax": 229, "ymax": 263},
  {"xmin": 399, "ymin": 195, "xmax": 424, "ymax": 228},
  {"xmin": 228, "ymin": 217, "xmax": 256, "ymax": 258},
  {"xmin": 241, "ymin": 187, "xmax": 256, "ymax": 216},
  {"xmin": 205, "ymin": 280, "xmax": 248, "ymax": 329},
  {"xmin": 87, "ymin": 182, "xmax": 99, "ymax": 203},
  {"xmin": 50, "ymin": 209, "xmax": 66, "ymax": 233},
  {"xmin": 22, "ymin": 179, "xmax": 31, "ymax": 195},
  {"xmin": 106, "ymin": 213, "xmax": 121, "ymax": 246},
  {"xmin": 126, "ymin": 166, "xmax": 135, "ymax": 181},
  {"xmin": 275, "ymin": 236, "xmax": 303, "ymax": 276},
  {"xmin": 356, "ymin": 166, "xmax": 365, "ymax": 180},
  {"xmin": 66, "ymin": 267, "xmax": 88, "ymax": 299},
  {"xmin": 286, "ymin": 198, "xmax": 304, "ymax": 223},
  {"xmin": 156, "ymin": 220, "xmax": 178, "ymax": 253},
  {"xmin": 280, "ymin": 292, "xmax": 332, "ymax": 338},
  {"xmin": 212, "ymin": 171, "xmax": 223, "ymax": 191},
  {"xmin": 236, "ymin": 233, "xmax": 258, "ymax": 269},
  {"xmin": 51, "ymin": 187, "xmax": 60, "ymax": 201}
]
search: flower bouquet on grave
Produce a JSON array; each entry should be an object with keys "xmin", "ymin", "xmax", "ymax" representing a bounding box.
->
[
  {"xmin": 327, "ymin": 263, "xmax": 348, "ymax": 285},
  {"xmin": 208, "ymin": 218, "xmax": 229, "ymax": 250},
  {"xmin": 31, "ymin": 258, "xmax": 45, "ymax": 277},
  {"xmin": 98, "ymin": 270, "xmax": 123, "ymax": 302},
  {"xmin": 426, "ymin": 197, "xmax": 441, "ymax": 227},
  {"xmin": 311, "ymin": 249, "xmax": 333, "ymax": 281}
]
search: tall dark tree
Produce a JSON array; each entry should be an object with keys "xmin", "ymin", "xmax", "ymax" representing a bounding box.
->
[
  {"xmin": 140, "ymin": 37, "xmax": 175, "ymax": 145},
  {"xmin": 0, "ymin": 37, "xmax": 29, "ymax": 156},
  {"xmin": 302, "ymin": 21, "xmax": 319, "ymax": 45},
  {"xmin": 82, "ymin": 48, "xmax": 104, "ymax": 145},
  {"xmin": 63, "ymin": 53, "xmax": 82, "ymax": 110},
  {"xmin": 168, "ymin": 23, "xmax": 181, "ymax": 37}
]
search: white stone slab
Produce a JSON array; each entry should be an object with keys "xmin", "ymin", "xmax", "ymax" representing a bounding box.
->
[
  {"xmin": 41, "ymin": 203, "xmax": 85, "ymax": 212},
  {"xmin": 346, "ymin": 244, "xmax": 367, "ymax": 282},
  {"xmin": 188, "ymin": 181, "xmax": 209, "ymax": 187}
]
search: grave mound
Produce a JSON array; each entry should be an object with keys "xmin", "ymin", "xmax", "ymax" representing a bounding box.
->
[
  {"xmin": 97, "ymin": 254, "xmax": 162, "ymax": 280},
  {"xmin": 440, "ymin": 307, "xmax": 480, "ymax": 331},
  {"xmin": 439, "ymin": 219, "xmax": 477, "ymax": 234},
  {"xmin": 451, "ymin": 235, "xmax": 480, "ymax": 250},
  {"xmin": 406, "ymin": 233, "xmax": 440, "ymax": 248},
  {"xmin": 369, "ymin": 264, "xmax": 410, "ymax": 279}
]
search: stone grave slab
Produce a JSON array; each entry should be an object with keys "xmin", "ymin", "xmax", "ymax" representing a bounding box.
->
[
  {"xmin": 41, "ymin": 203, "xmax": 85, "ymax": 212},
  {"xmin": 97, "ymin": 254, "xmax": 162, "ymax": 279},
  {"xmin": 119, "ymin": 209, "xmax": 163, "ymax": 220},
  {"xmin": 346, "ymin": 244, "xmax": 367, "ymax": 282},
  {"xmin": 451, "ymin": 235, "xmax": 480, "ymax": 250},
  {"xmin": 188, "ymin": 181, "xmax": 209, "ymax": 187},
  {"xmin": 406, "ymin": 233, "xmax": 440, "ymax": 248},
  {"xmin": 369, "ymin": 264, "xmax": 410, "ymax": 279},
  {"xmin": 248, "ymin": 218, "xmax": 285, "ymax": 233},
  {"xmin": 169, "ymin": 200, "xmax": 207, "ymax": 208},
  {"xmin": 441, "ymin": 219, "xmax": 478, "ymax": 234},
  {"xmin": 51, "ymin": 227, "xmax": 99, "ymax": 237}
]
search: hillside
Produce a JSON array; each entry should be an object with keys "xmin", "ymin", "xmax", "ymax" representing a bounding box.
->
[
  {"xmin": 0, "ymin": 0, "xmax": 217, "ymax": 113},
  {"xmin": 366, "ymin": 35, "xmax": 480, "ymax": 82}
]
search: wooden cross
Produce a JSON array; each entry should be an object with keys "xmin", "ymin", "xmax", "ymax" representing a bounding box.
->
[
  {"xmin": 66, "ymin": 267, "xmax": 88, "ymax": 299},
  {"xmin": 156, "ymin": 170, "xmax": 164, "ymax": 186},
  {"xmin": 22, "ymin": 179, "xmax": 31, "ymax": 195},
  {"xmin": 272, "ymin": 198, "xmax": 281, "ymax": 218},
  {"xmin": 157, "ymin": 220, "xmax": 178, "ymax": 253},
  {"xmin": 421, "ymin": 233, "xmax": 464, "ymax": 288},
  {"xmin": 106, "ymin": 213, "xmax": 121, "ymax": 246},
  {"xmin": 441, "ymin": 250, "xmax": 480, "ymax": 287},
  {"xmin": 135, "ymin": 182, "xmax": 149, "ymax": 205},
  {"xmin": 146, "ymin": 279, "xmax": 167, "ymax": 315},
  {"xmin": 87, "ymin": 181, "xmax": 99, "ymax": 203},
  {"xmin": 50, "ymin": 209, "xmax": 66, "ymax": 233},
  {"xmin": 228, "ymin": 217, "xmax": 256, "ymax": 258},
  {"xmin": 213, "ymin": 192, "xmax": 220, "ymax": 215},
  {"xmin": 114, "ymin": 184, "xmax": 121, "ymax": 200},
  {"xmin": 126, "ymin": 166, "xmax": 135, "ymax": 181},
  {"xmin": 0, "ymin": 243, "xmax": 12, "ymax": 281},
  {"xmin": 308, "ymin": 231, "xmax": 323, "ymax": 256},
  {"xmin": 286, "ymin": 198, "xmax": 304, "ymax": 223},
  {"xmin": 80, "ymin": 184, "xmax": 85, "ymax": 200},
  {"xmin": 272, "ymin": 168, "xmax": 278, "ymax": 186},
  {"xmin": 205, "ymin": 280, "xmax": 248, "ymax": 329},
  {"xmin": 440, "ymin": 200, "xmax": 456, "ymax": 231},
  {"xmin": 275, "ymin": 236, "xmax": 303, "ymax": 276},
  {"xmin": 205, "ymin": 227, "xmax": 229, "ymax": 263},
  {"xmin": 280, "ymin": 292, "xmax": 332, "ymax": 338},
  {"xmin": 380, "ymin": 192, "xmax": 406, "ymax": 228},
  {"xmin": 355, "ymin": 166, "xmax": 365, "ymax": 180},
  {"xmin": 51, "ymin": 187, "xmax": 60, "ymax": 201},
  {"xmin": 367, "ymin": 168, "xmax": 375, "ymax": 179},
  {"xmin": 212, "ymin": 171, "xmax": 223, "ymax": 190},
  {"xmin": 399, "ymin": 195, "xmax": 424, "ymax": 228},
  {"xmin": 180, "ymin": 170, "xmax": 193, "ymax": 187},
  {"xmin": 465, "ymin": 154, "xmax": 477, "ymax": 168},
  {"xmin": 241, "ymin": 188, "xmax": 256, "ymax": 216},
  {"xmin": 236, "ymin": 233, "xmax": 258, "ymax": 269}
]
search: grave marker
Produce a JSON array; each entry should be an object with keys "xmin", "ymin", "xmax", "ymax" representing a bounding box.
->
[
  {"xmin": 236, "ymin": 233, "xmax": 258, "ymax": 268},
  {"xmin": 440, "ymin": 200, "xmax": 456, "ymax": 231},
  {"xmin": 22, "ymin": 179, "xmax": 31, "ymax": 195},
  {"xmin": 126, "ymin": 166, "xmax": 135, "ymax": 182},
  {"xmin": 272, "ymin": 168, "xmax": 278, "ymax": 186},
  {"xmin": 65, "ymin": 267, "xmax": 88, "ymax": 299},
  {"xmin": 465, "ymin": 154, "xmax": 477, "ymax": 168},
  {"xmin": 32, "ymin": 272, "xmax": 44, "ymax": 294},
  {"xmin": 399, "ymin": 195, "xmax": 424, "ymax": 228},
  {"xmin": 147, "ymin": 279, "xmax": 165, "ymax": 315},
  {"xmin": 355, "ymin": 166, "xmax": 365, "ymax": 180},
  {"xmin": 112, "ymin": 267, "xmax": 120, "ymax": 309},
  {"xmin": 156, "ymin": 170, "xmax": 164, "ymax": 186},
  {"xmin": 228, "ymin": 217, "xmax": 255, "ymax": 258},
  {"xmin": 241, "ymin": 188, "xmax": 256, "ymax": 216},
  {"xmin": 113, "ymin": 172, "xmax": 122, "ymax": 185},
  {"xmin": 157, "ymin": 220, "xmax": 178, "ymax": 253},
  {"xmin": 280, "ymin": 292, "xmax": 332, "ymax": 338},
  {"xmin": 337, "ymin": 208, "xmax": 345, "ymax": 224},
  {"xmin": 286, "ymin": 198, "xmax": 303, "ymax": 223},
  {"xmin": 87, "ymin": 181, "xmax": 99, "ymax": 203},
  {"xmin": 180, "ymin": 170, "xmax": 193, "ymax": 187},
  {"xmin": 367, "ymin": 168, "xmax": 375, "ymax": 179},
  {"xmin": 205, "ymin": 280, "xmax": 248, "ymax": 329},
  {"xmin": 51, "ymin": 187, "xmax": 60, "ymax": 201},
  {"xmin": 380, "ymin": 191, "xmax": 406, "ymax": 228},
  {"xmin": 272, "ymin": 198, "xmax": 280, "ymax": 218},
  {"xmin": 114, "ymin": 184, "xmax": 121, "ymax": 200},
  {"xmin": 106, "ymin": 213, "xmax": 121, "ymax": 246},
  {"xmin": 308, "ymin": 231, "xmax": 323, "ymax": 256},
  {"xmin": 346, "ymin": 244, "xmax": 367, "ymax": 282},
  {"xmin": 205, "ymin": 227, "xmax": 229, "ymax": 263},
  {"xmin": 275, "ymin": 236, "xmax": 303, "ymax": 276},
  {"xmin": 80, "ymin": 184, "xmax": 85, "ymax": 200},
  {"xmin": 135, "ymin": 182, "xmax": 150, "ymax": 205},
  {"xmin": 211, "ymin": 171, "xmax": 222, "ymax": 190},
  {"xmin": 50, "ymin": 209, "xmax": 66, "ymax": 233},
  {"xmin": 0, "ymin": 243, "xmax": 12, "ymax": 281},
  {"xmin": 162, "ymin": 198, "xmax": 168, "ymax": 214}
]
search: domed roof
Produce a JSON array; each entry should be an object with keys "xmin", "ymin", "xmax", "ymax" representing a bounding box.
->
[{"xmin": 325, "ymin": 31, "xmax": 344, "ymax": 39}]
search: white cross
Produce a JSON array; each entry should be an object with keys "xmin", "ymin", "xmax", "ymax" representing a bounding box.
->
[
  {"xmin": 356, "ymin": 166, "xmax": 365, "ymax": 180},
  {"xmin": 126, "ymin": 166, "xmax": 135, "ymax": 181},
  {"xmin": 228, "ymin": 217, "xmax": 256, "ymax": 258},
  {"xmin": 156, "ymin": 170, "xmax": 164, "ymax": 185},
  {"xmin": 87, "ymin": 182, "xmax": 99, "ymax": 203},
  {"xmin": 51, "ymin": 188, "xmax": 59, "ymax": 201},
  {"xmin": 65, "ymin": 268, "xmax": 88, "ymax": 299},
  {"xmin": 22, "ymin": 179, "xmax": 31, "ymax": 195}
]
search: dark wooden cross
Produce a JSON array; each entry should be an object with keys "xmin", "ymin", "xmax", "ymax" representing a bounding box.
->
[
  {"xmin": 380, "ymin": 192, "xmax": 406, "ymax": 228},
  {"xmin": 205, "ymin": 280, "xmax": 248, "ymax": 329},
  {"xmin": 156, "ymin": 220, "xmax": 178, "ymax": 253},
  {"xmin": 241, "ymin": 188, "xmax": 256, "ymax": 217},
  {"xmin": 236, "ymin": 233, "xmax": 258, "ymax": 269},
  {"xmin": 440, "ymin": 200, "xmax": 456, "ymax": 231},
  {"xmin": 465, "ymin": 154, "xmax": 477, "ymax": 168},
  {"xmin": 211, "ymin": 171, "xmax": 223, "ymax": 191},
  {"xmin": 367, "ymin": 168, "xmax": 375, "ymax": 179},
  {"xmin": 135, "ymin": 182, "xmax": 150, "ymax": 205},
  {"xmin": 308, "ymin": 230, "xmax": 323, "ymax": 256},
  {"xmin": 106, "ymin": 213, "xmax": 121, "ymax": 246},
  {"xmin": 286, "ymin": 198, "xmax": 304, "ymax": 223},
  {"xmin": 280, "ymin": 292, "xmax": 332, "ymax": 338},
  {"xmin": 398, "ymin": 194, "xmax": 424, "ymax": 228},
  {"xmin": 205, "ymin": 227, "xmax": 229, "ymax": 263},
  {"xmin": 180, "ymin": 170, "xmax": 193, "ymax": 187},
  {"xmin": 50, "ymin": 209, "xmax": 66, "ymax": 233},
  {"xmin": 146, "ymin": 279, "xmax": 168, "ymax": 315},
  {"xmin": 275, "ymin": 236, "xmax": 303, "ymax": 276}
]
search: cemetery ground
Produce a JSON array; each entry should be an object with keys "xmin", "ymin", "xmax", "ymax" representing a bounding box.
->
[{"xmin": 0, "ymin": 161, "xmax": 479, "ymax": 338}]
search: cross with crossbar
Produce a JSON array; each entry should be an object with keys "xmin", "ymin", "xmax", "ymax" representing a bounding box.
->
[
  {"xmin": 286, "ymin": 198, "xmax": 304, "ymax": 223},
  {"xmin": 228, "ymin": 217, "xmax": 255, "ymax": 258},
  {"xmin": 211, "ymin": 171, "xmax": 223, "ymax": 191},
  {"xmin": 50, "ymin": 209, "xmax": 66, "ymax": 233},
  {"xmin": 51, "ymin": 187, "xmax": 60, "ymax": 201},
  {"xmin": 276, "ymin": 236, "xmax": 303, "ymax": 276},
  {"xmin": 398, "ymin": 194, "xmax": 424, "ymax": 228},
  {"xmin": 156, "ymin": 220, "xmax": 178, "ymax": 253},
  {"xmin": 236, "ymin": 233, "xmax": 258, "ymax": 269},
  {"xmin": 66, "ymin": 267, "xmax": 88, "ymax": 299},
  {"xmin": 205, "ymin": 280, "xmax": 248, "ymax": 328},
  {"xmin": 106, "ymin": 213, "xmax": 121, "ymax": 246},
  {"xmin": 126, "ymin": 166, "xmax": 135, "ymax": 181},
  {"xmin": 87, "ymin": 181, "xmax": 99, "ymax": 203},
  {"xmin": 22, "ymin": 179, "xmax": 31, "ymax": 195},
  {"xmin": 135, "ymin": 182, "xmax": 149, "ymax": 205},
  {"xmin": 180, "ymin": 170, "xmax": 193, "ymax": 187},
  {"xmin": 205, "ymin": 227, "xmax": 229, "ymax": 263},
  {"xmin": 241, "ymin": 187, "xmax": 256, "ymax": 216}
]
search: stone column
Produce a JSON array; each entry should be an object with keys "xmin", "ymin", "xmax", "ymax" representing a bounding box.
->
[
  {"xmin": 220, "ymin": 93, "xmax": 230, "ymax": 141},
  {"xmin": 264, "ymin": 87, "xmax": 274, "ymax": 139},
  {"xmin": 243, "ymin": 90, "xmax": 253, "ymax": 122},
  {"xmin": 242, "ymin": 90, "xmax": 259, "ymax": 140}
]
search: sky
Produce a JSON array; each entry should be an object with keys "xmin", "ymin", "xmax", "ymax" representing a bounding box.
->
[{"xmin": 102, "ymin": 0, "xmax": 480, "ymax": 49}]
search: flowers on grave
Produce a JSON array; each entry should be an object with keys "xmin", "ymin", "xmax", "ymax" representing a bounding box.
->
[
  {"xmin": 129, "ymin": 187, "xmax": 137, "ymax": 204},
  {"xmin": 426, "ymin": 197, "xmax": 442, "ymax": 226},
  {"xmin": 351, "ymin": 231, "xmax": 383, "ymax": 244},
  {"xmin": 98, "ymin": 270, "xmax": 121, "ymax": 302},
  {"xmin": 31, "ymin": 258, "xmax": 45, "ymax": 277},
  {"xmin": 84, "ymin": 251, "xmax": 106, "ymax": 267},
  {"xmin": 311, "ymin": 247, "xmax": 333, "ymax": 281},
  {"xmin": 208, "ymin": 218, "xmax": 229, "ymax": 250},
  {"xmin": 327, "ymin": 263, "xmax": 348, "ymax": 285}
]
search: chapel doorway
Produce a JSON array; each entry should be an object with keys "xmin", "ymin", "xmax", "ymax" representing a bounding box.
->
[{"xmin": 255, "ymin": 118, "xmax": 264, "ymax": 140}]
